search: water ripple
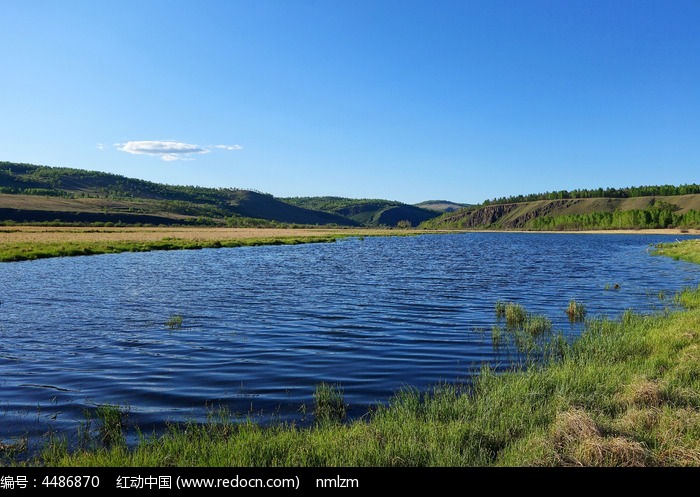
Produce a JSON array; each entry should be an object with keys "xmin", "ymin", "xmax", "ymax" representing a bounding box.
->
[{"xmin": 1, "ymin": 233, "xmax": 699, "ymax": 439}]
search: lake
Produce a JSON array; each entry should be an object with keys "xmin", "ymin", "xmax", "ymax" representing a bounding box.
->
[{"xmin": 1, "ymin": 233, "xmax": 699, "ymax": 444}]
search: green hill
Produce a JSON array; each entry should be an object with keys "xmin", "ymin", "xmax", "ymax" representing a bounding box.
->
[
  {"xmin": 282, "ymin": 196, "xmax": 440, "ymax": 227},
  {"xmin": 414, "ymin": 200, "xmax": 471, "ymax": 212},
  {"xmin": 0, "ymin": 162, "xmax": 357, "ymax": 226},
  {"xmin": 421, "ymin": 195, "xmax": 700, "ymax": 230},
  {"xmin": 6, "ymin": 162, "xmax": 698, "ymax": 230}
]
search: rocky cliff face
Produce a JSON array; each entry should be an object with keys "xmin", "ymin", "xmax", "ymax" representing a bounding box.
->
[{"xmin": 436, "ymin": 199, "xmax": 581, "ymax": 228}]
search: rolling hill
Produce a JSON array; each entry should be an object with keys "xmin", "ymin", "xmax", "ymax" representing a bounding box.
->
[
  {"xmin": 421, "ymin": 195, "xmax": 700, "ymax": 230},
  {"xmin": 4, "ymin": 161, "xmax": 699, "ymax": 230},
  {"xmin": 0, "ymin": 162, "xmax": 442, "ymax": 227},
  {"xmin": 414, "ymin": 200, "xmax": 471, "ymax": 212},
  {"xmin": 281, "ymin": 196, "xmax": 440, "ymax": 227},
  {"xmin": 0, "ymin": 162, "xmax": 358, "ymax": 226}
]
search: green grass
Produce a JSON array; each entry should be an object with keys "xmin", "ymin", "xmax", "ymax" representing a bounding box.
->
[
  {"xmin": 565, "ymin": 300, "xmax": 587, "ymax": 321},
  {"xmin": 166, "ymin": 314, "xmax": 183, "ymax": 329},
  {"xmin": 523, "ymin": 314, "xmax": 553, "ymax": 335},
  {"xmin": 504, "ymin": 303, "xmax": 526, "ymax": 327},
  {"xmin": 653, "ymin": 239, "xmax": 700, "ymax": 264},
  {"xmin": 0, "ymin": 235, "xmax": 346, "ymax": 263},
  {"xmin": 93, "ymin": 405, "xmax": 128, "ymax": 448},
  {"xmin": 496, "ymin": 301, "xmax": 552, "ymax": 335},
  {"xmin": 495, "ymin": 300, "xmax": 506, "ymax": 317},
  {"xmin": 313, "ymin": 383, "xmax": 347, "ymax": 424}
]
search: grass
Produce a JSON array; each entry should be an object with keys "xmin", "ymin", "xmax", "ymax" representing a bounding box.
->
[
  {"xmin": 93, "ymin": 405, "xmax": 128, "ymax": 448},
  {"xmin": 10, "ymin": 238, "xmax": 700, "ymax": 467},
  {"xmin": 495, "ymin": 301, "xmax": 552, "ymax": 335},
  {"xmin": 565, "ymin": 300, "xmax": 587, "ymax": 321},
  {"xmin": 504, "ymin": 303, "xmax": 526, "ymax": 327},
  {"xmin": 492, "ymin": 301, "xmax": 557, "ymax": 354},
  {"xmin": 0, "ymin": 235, "xmax": 340, "ymax": 262},
  {"xmin": 653, "ymin": 239, "xmax": 700, "ymax": 264},
  {"xmin": 495, "ymin": 300, "xmax": 506, "ymax": 317},
  {"xmin": 166, "ymin": 314, "xmax": 183, "ymax": 329},
  {"xmin": 313, "ymin": 383, "xmax": 347, "ymax": 424},
  {"xmin": 523, "ymin": 314, "xmax": 553, "ymax": 335}
]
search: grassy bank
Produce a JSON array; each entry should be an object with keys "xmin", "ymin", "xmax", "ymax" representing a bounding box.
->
[
  {"xmin": 6, "ymin": 240, "xmax": 700, "ymax": 467},
  {"xmin": 653, "ymin": 238, "xmax": 700, "ymax": 264},
  {"xmin": 0, "ymin": 227, "xmax": 437, "ymax": 262},
  {"xmin": 0, "ymin": 235, "xmax": 343, "ymax": 262}
]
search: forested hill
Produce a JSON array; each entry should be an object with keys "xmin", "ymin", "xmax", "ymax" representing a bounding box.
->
[
  {"xmin": 0, "ymin": 162, "xmax": 357, "ymax": 226},
  {"xmin": 483, "ymin": 184, "xmax": 700, "ymax": 205},
  {"xmin": 414, "ymin": 200, "xmax": 471, "ymax": 212},
  {"xmin": 281, "ymin": 196, "xmax": 439, "ymax": 227},
  {"xmin": 0, "ymin": 162, "xmax": 439, "ymax": 227},
  {"xmin": 4, "ymin": 162, "xmax": 698, "ymax": 230},
  {"xmin": 421, "ymin": 195, "xmax": 700, "ymax": 230}
]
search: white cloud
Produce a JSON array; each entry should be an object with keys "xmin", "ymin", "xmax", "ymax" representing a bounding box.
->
[
  {"xmin": 117, "ymin": 140, "xmax": 209, "ymax": 161},
  {"xmin": 214, "ymin": 144, "xmax": 243, "ymax": 151},
  {"xmin": 116, "ymin": 140, "xmax": 243, "ymax": 161},
  {"xmin": 96, "ymin": 143, "xmax": 104, "ymax": 150}
]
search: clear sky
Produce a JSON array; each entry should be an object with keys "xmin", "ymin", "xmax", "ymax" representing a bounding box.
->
[{"xmin": 1, "ymin": 0, "xmax": 699, "ymax": 204}]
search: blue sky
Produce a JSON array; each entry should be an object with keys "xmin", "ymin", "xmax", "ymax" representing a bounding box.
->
[{"xmin": 1, "ymin": 0, "xmax": 699, "ymax": 204}]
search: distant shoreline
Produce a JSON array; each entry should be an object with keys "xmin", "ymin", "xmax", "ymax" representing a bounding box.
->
[
  {"xmin": 467, "ymin": 228, "xmax": 700, "ymax": 235},
  {"xmin": 1, "ymin": 226, "xmax": 698, "ymax": 263}
]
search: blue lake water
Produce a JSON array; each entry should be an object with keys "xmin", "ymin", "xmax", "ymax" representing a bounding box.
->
[{"xmin": 1, "ymin": 233, "xmax": 699, "ymax": 443}]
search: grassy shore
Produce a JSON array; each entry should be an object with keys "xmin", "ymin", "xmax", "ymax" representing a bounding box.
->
[
  {"xmin": 7, "ymin": 239, "xmax": 700, "ymax": 467},
  {"xmin": 653, "ymin": 238, "xmax": 700, "ymax": 264},
  {"xmin": 0, "ymin": 227, "xmax": 438, "ymax": 262}
]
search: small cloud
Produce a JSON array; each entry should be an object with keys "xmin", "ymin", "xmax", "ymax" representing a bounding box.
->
[
  {"xmin": 116, "ymin": 140, "xmax": 242, "ymax": 161},
  {"xmin": 214, "ymin": 144, "xmax": 243, "ymax": 151},
  {"xmin": 96, "ymin": 143, "xmax": 104, "ymax": 150},
  {"xmin": 117, "ymin": 140, "xmax": 208, "ymax": 161}
]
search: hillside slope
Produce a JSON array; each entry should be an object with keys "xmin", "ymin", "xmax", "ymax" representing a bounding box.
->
[
  {"xmin": 282, "ymin": 196, "xmax": 439, "ymax": 227},
  {"xmin": 414, "ymin": 200, "xmax": 471, "ymax": 212},
  {"xmin": 422, "ymin": 196, "xmax": 700, "ymax": 230},
  {"xmin": 0, "ymin": 162, "xmax": 356, "ymax": 226}
]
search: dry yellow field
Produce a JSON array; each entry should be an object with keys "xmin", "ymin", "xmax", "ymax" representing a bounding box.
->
[
  {"xmin": 0, "ymin": 226, "xmax": 412, "ymax": 244},
  {"xmin": 0, "ymin": 226, "xmax": 447, "ymax": 262},
  {"xmin": 1, "ymin": 225, "xmax": 695, "ymax": 246}
]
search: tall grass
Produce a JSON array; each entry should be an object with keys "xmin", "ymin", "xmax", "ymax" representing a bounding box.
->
[
  {"xmin": 495, "ymin": 301, "xmax": 552, "ymax": 335},
  {"xmin": 495, "ymin": 301, "xmax": 506, "ymax": 318},
  {"xmin": 566, "ymin": 300, "xmax": 586, "ymax": 321},
  {"xmin": 94, "ymin": 405, "xmax": 128, "ymax": 448},
  {"xmin": 313, "ymin": 383, "xmax": 347, "ymax": 424},
  {"xmin": 504, "ymin": 303, "xmax": 526, "ymax": 327}
]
